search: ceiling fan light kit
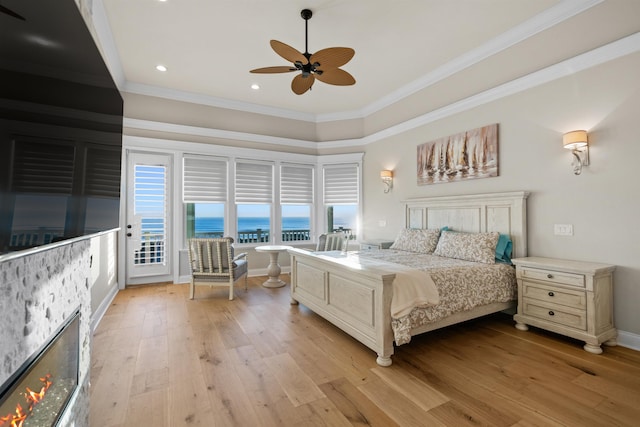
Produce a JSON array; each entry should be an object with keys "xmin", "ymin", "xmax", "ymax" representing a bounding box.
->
[{"xmin": 250, "ymin": 8, "xmax": 355, "ymax": 95}]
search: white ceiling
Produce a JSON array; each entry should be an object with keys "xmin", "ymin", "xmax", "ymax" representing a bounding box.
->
[{"xmin": 99, "ymin": 0, "xmax": 639, "ymax": 119}]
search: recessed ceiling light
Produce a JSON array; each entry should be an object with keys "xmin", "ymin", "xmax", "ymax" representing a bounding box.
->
[
  {"xmin": 156, "ymin": 65, "xmax": 167, "ymax": 72},
  {"xmin": 251, "ymin": 84, "xmax": 260, "ymax": 90}
]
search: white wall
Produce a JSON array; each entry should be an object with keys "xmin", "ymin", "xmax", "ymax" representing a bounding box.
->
[
  {"xmin": 90, "ymin": 231, "xmax": 119, "ymax": 330},
  {"xmin": 361, "ymin": 52, "xmax": 640, "ymax": 338}
]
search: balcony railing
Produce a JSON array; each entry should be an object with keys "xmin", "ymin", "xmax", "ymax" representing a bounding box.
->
[
  {"xmin": 192, "ymin": 228, "xmax": 357, "ymax": 244},
  {"xmin": 135, "ymin": 237, "xmax": 165, "ymax": 264},
  {"xmin": 194, "ymin": 228, "xmax": 312, "ymax": 244}
]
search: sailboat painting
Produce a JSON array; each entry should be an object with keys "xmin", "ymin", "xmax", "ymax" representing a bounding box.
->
[{"xmin": 417, "ymin": 123, "xmax": 498, "ymax": 185}]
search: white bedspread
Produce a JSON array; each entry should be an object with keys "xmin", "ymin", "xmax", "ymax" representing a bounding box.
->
[
  {"xmin": 380, "ymin": 262, "xmax": 439, "ymax": 318},
  {"xmin": 326, "ymin": 253, "xmax": 440, "ymax": 318}
]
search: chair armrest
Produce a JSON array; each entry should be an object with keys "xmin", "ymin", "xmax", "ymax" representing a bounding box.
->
[{"xmin": 233, "ymin": 252, "xmax": 247, "ymax": 262}]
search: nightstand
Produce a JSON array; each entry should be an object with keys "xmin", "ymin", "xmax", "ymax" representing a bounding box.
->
[
  {"xmin": 512, "ymin": 257, "xmax": 616, "ymax": 354},
  {"xmin": 359, "ymin": 239, "xmax": 394, "ymax": 250}
]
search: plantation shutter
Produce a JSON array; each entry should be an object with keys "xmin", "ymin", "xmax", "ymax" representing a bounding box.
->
[
  {"xmin": 13, "ymin": 141, "xmax": 75, "ymax": 194},
  {"xmin": 323, "ymin": 163, "xmax": 359, "ymax": 204},
  {"xmin": 235, "ymin": 160, "xmax": 273, "ymax": 203},
  {"xmin": 280, "ymin": 164, "xmax": 314, "ymax": 204},
  {"xmin": 182, "ymin": 156, "xmax": 228, "ymax": 203},
  {"xmin": 85, "ymin": 147, "xmax": 121, "ymax": 198}
]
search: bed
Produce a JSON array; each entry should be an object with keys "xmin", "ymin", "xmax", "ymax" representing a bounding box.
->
[{"xmin": 288, "ymin": 191, "xmax": 529, "ymax": 366}]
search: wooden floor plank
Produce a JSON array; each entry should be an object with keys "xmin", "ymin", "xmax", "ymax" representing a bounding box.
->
[
  {"xmin": 123, "ymin": 388, "xmax": 169, "ymax": 427},
  {"xmin": 90, "ymin": 278, "xmax": 640, "ymax": 427},
  {"xmin": 167, "ymin": 375, "xmax": 216, "ymax": 426},
  {"xmin": 263, "ymin": 352, "xmax": 327, "ymax": 407},
  {"xmin": 358, "ymin": 375, "xmax": 446, "ymax": 426},
  {"xmin": 370, "ymin": 365, "xmax": 450, "ymax": 411},
  {"xmin": 319, "ymin": 377, "xmax": 400, "ymax": 427}
]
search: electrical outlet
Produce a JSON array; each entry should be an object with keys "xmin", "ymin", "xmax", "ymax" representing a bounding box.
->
[{"xmin": 554, "ymin": 224, "xmax": 573, "ymax": 236}]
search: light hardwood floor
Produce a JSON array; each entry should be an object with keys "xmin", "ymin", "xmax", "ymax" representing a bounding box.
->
[{"xmin": 90, "ymin": 275, "xmax": 640, "ymax": 426}]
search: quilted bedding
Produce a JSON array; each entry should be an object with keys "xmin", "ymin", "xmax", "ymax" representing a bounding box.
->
[{"xmin": 353, "ymin": 249, "xmax": 517, "ymax": 345}]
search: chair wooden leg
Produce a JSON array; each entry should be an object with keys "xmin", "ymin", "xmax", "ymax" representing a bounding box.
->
[
  {"xmin": 229, "ymin": 278, "xmax": 234, "ymax": 301},
  {"xmin": 189, "ymin": 280, "xmax": 195, "ymax": 300},
  {"xmin": 244, "ymin": 274, "xmax": 248, "ymax": 292}
]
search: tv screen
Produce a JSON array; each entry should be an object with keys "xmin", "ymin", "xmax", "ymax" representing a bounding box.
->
[{"xmin": 0, "ymin": 0, "xmax": 123, "ymax": 255}]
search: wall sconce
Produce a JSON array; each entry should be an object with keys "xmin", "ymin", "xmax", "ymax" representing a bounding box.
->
[
  {"xmin": 380, "ymin": 170, "xmax": 393, "ymax": 193},
  {"xmin": 563, "ymin": 130, "xmax": 589, "ymax": 175}
]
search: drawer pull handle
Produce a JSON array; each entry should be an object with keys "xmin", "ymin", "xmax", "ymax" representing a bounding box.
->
[
  {"xmin": 548, "ymin": 291, "xmax": 555, "ymax": 297},
  {"xmin": 547, "ymin": 274, "xmax": 553, "ymax": 279},
  {"xmin": 548, "ymin": 310, "xmax": 555, "ymax": 316}
]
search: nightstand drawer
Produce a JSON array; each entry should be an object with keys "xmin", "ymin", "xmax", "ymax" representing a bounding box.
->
[
  {"xmin": 359, "ymin": 240, "xmax": 393, "ymax": 250},
  {"xmin": 520, "ymin": 267, "xmax": 584, "ymax": 288},
  {"xmin": 522, "ymin": 282, "xmax": 586, "ymax": 309},
  {"xmin": 522, "ymin": 299, "xmax": 586, "ymax": 330}
]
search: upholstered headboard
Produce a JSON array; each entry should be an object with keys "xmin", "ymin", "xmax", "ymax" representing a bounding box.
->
[{"xmin": 402, "ymin": 191, "xmax": 529, "ymax": 258}]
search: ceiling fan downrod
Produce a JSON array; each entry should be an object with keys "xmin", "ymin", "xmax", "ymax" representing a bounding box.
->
[{"xmin": 301, "ymin": 9, "xmax": 312, "ymax": 56}]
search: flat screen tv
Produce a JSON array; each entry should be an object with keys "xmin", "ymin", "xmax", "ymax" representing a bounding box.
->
[{"xmin": 0, "ymin": 0, "xmax": 123, "ymax": 256}]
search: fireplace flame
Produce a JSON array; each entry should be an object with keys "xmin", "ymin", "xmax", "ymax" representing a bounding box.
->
[{"xmin": 0, "ymin": 374, "xmax": 53, "ymax": 427}]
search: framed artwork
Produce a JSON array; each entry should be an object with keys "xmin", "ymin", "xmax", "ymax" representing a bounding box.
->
[{"xmin": 417, "ymin": 123, "xmax": 498, "ymax": 185}]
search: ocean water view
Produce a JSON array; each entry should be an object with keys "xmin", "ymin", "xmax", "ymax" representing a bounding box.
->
[
  {"xmin": 196, "ymin": 217, "xmax": 309, "ymax": 232},
  {"xmin": 142, "ymin": 216, "xmax": 352, "ymax": 234}
]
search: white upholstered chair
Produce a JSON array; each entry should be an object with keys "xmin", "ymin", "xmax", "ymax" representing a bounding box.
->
[
  {"xmin": 187, "ymin": 237, "xmax": 248, "ymax": 300},
  {"xmin": 316, "ymin": 232, "xmax": 348, "ymax": 251}
]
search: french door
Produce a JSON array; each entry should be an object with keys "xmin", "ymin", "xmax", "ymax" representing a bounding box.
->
[{"xmin": 125, "ymin": 152, "xmax": 172, "ymax": 283}]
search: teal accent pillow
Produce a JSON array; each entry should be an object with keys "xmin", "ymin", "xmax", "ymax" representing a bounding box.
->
[{"xmin": 495, "ymin": 234, "xmax": 513, "ymax": 264}]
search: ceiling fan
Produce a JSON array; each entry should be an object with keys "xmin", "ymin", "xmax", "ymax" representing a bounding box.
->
[{"xmin": 250, "ymin": 9, "xmax": 355, "ymax": 95}]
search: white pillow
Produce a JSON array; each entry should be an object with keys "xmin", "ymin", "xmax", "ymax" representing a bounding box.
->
[
  {"xmin": 390, "ymin": 228, "xmax": 441, "ymax": 254},
  {"xmin": 433, "ymin": 230, "xmax": 499, "ymax": 264}
]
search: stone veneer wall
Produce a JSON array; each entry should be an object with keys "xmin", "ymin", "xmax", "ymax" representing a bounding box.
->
[{"xmin": 0, "ymin": 239, "xmax": 92, "ymax": 426}]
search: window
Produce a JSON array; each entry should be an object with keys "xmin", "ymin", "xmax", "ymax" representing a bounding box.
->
[
  {"xmin": 280, "ymin": 164, "xmax": 313, "ymax": 242},
  {"xmin": 323, "ymin": 163, "xmax": 359, "ymax": 239},
  {"xmin": 180, "ymin": 149, "xmax": 362, "ymax": 251},
  {"xmin": 235, "ymin": 160, "xmax": 273, "ymax": 243},
  {"xmin": 183, "ymin": 156, "xmax": 227, "ymax": 239}
]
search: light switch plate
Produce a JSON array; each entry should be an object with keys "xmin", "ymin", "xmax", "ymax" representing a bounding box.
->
[{"xmin": 554, "ymin": 224, "xmax": 573, "ymax": 236}]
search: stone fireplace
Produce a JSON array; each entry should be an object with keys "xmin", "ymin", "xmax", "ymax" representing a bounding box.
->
[
  {"xmin": 0, "ymin": 311, "xmax": 80, "ymax": 425},
  {"xmin": 0, "ymin": 240, "xmax": 92, "ymax": 426}
]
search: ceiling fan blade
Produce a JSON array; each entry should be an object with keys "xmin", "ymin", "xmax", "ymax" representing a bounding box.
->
[
  {"xmin": 250, "ymin": 66, "xmax": 296, "ymax": 74},
  {"xmin": 310, "ymin": 47, "xmax": 354, "ymax": 69},
  {"xmin": 270, "ymin": 40, "xmax": 307, "ymax": 65},
  {"xmin": 0, "ymin": 4, "xmax": 26, "ymax": 20},
  {"xmin": 291, "ymin": 74, "xmax": 315, "ymax": 95},
  {"xmin": 315, "ymin": 68, "xmax": 356, "ymax": 86}
]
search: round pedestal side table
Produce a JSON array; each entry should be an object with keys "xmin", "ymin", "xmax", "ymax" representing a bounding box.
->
[{"xmin": 255, "ymin": 245, "xmax": 293, "ymax": 288}]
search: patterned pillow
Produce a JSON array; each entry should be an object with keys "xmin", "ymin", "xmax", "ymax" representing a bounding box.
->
[
  {"xmin": 389, "ymin": 228, "xmax": 441, "ymax": 254},
  {"xmin": 433, "ymin": 230, "xmax": 499, "ymax": 264}
]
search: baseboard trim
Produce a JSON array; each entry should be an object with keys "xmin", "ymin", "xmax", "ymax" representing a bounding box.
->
[
  {"xmin": 249, "ymin": 267, "xmax": 291, "ymax": 278},
  {"xmin": 90, "ymin": 284, "xmax": 119, "ymax": 333},
  {"xmin": 617, "ymin": 330, "xmax": 640, "ymax": 351}
]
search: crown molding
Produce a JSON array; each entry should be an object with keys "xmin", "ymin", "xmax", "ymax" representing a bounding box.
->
[
  {"xmin": 323, "ymin": 0, "xmax": 604, "ymax": 123},
  {"xmin": 123, "ymin": 118, "xmax": 319, "ymax": 150},
  {"xmin": 122, "ymin": 82, "xmax": 316, "ymax": 122},
  {"xmin": 92, "ymin": 0, "xmax": 125, "ymax": 88},
  {"xmin": 317, "ymin": 32, "xmax": 640, "ymax": 149},
  {"xmin": 125, "ymin": 32, "xmax": 640, "ymax": 151},
  {"xmin": 94, "ymin": 0, "xmax": 604, "ymax": 124}
]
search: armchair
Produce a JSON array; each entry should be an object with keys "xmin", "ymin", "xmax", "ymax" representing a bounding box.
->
[
  {"xmin": 316, "ymin": 232, "xmax": 348, "ymax": 251},
  {"xmin": 187, "ymin": 237, "xmax": 248, "ymax": 300}
]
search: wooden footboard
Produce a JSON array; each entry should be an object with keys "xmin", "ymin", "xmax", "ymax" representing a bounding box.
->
[
  {"xmin": 288, "ymin": 248, "xmax": 396, "ymax": 366},
  {"xmin": 289, "ymin": 192, "xmax": 528, "ymax": 366}
]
